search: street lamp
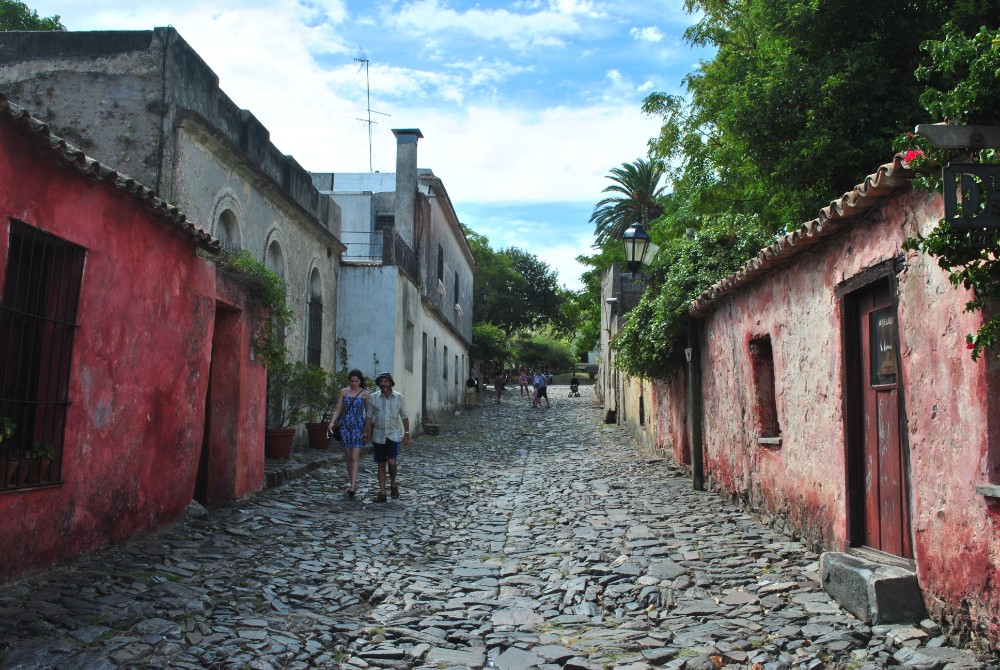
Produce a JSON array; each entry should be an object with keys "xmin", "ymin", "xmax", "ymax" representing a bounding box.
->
[{"xmin": 622, "ymin": 222, "xmax": 658, "ymax": 277}]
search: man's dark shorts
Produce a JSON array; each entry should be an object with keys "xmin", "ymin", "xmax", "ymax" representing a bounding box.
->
[
  {"xmin": 373, "ymin": 439, "xmax": 400, "ymax": 463},
  {"xmin": 537, "ymin": 387, "xmax": 548, "ymax": 398}
]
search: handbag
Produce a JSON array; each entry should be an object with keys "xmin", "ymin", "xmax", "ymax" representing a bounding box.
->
[{"xmin": 331, "ymin": 421, "xmax": 342, "ymax": 442}]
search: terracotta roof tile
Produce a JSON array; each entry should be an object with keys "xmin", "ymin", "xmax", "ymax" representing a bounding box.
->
[
  {"xmin": 689, "ymin": 157, "xmax": 913, "ymax": 315},
  {"xmin": 0, "ymin": 92, "xmax": 220, "ymax": 254}
]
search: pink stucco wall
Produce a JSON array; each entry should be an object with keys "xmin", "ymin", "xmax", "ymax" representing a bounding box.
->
[
  {"xmin": 0, "ymin": 120, "xmax": 264, "ymax": 581},
  {"xmin": 621, "ymin": 187, "xmax": 1000, "ymax": 645},
  {"xmin": 620, "ymin": 375, "xmax": 689, "ymax": 465}
]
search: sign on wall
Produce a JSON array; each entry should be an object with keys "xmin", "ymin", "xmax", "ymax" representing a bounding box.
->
[{"xmin": 942, "ymin": 163, "xmax": 1000, "ymax": 229}]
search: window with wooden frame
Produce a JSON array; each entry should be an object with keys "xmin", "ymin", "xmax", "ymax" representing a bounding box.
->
[{"xmin": 1, "ymin": 220, "xmax": 85, "ymax": 490}]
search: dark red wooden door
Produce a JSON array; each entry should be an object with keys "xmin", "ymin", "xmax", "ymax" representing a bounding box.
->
[{"xmin": 857, "ymin": 281, "xmax": 912, "ymax": 557}]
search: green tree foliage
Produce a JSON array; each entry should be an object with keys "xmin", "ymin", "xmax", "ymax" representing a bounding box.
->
[
  {"xmin": 573, "ymin": 245, "xmax": 622, "ymax": 361},
  {"xmin": 914, "ymin": 21, "xmax": 1000, "ymax": 125},
  {"xmin": 470, "ymin": 322, "xmax": 510, "ymax": 369},
  {"xmin": 0, "ymin": 0, "xmax": 64, "ymax": 30},
  {"xmin": 894, "ymin": 23, "xmax": 1000, "ymax": 361},
  {"xmin": 212, "ymin": 249, "xmax": 293, "ymax": 369},
  {"xmin": 590, "ymin": 158, "xmax": 666, "ymax": 246},
  {"xmin": 464, "ymin": 227, "xmax": 574, "ymax": 368},
  {"xmin": 557, "ymin": 284, "xmax": 597, "ymax": 360},
  {"xmin": 514, "ymin": 333, "xmax": 575, "ymax": 373},
  {"xmin": 602, "ymin": 1, "xmax": 998, "ymax": 380},
  {"xmin": 466, "ymin": 228, "xmax": 565, "ymax": 335},
  {"xmin": 612, "ymin": 215, "xmax": 772, "ymax": 378},
  {"xmin": 505, "ymin": 246, "xmax": 565, "ymax": 331},
  {"xmin": 646, "ymin": 0, "xmax": 997, "ymax": 234}
]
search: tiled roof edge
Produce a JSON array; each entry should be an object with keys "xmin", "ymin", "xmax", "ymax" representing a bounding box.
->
[
  {"xmin": 689, "ymin": 156, "xmax": 914, "ymax": 315},
  {"xmin": 0, "ymin": 92, "xmax": 220, "ymax": 254}
]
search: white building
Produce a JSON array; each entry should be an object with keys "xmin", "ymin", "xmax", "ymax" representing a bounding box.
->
[{"xmin": 312, "ymin": 129, "xmax": 476, "ymax": 431}]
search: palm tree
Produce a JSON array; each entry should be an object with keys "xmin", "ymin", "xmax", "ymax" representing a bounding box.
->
[{"xmin": 589, "ymin": 158, "xmax": 666, "ymax": 247}]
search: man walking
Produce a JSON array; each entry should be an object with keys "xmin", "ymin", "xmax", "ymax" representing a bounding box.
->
[
  {"xmin": 365, "ymin": 372, "xmax": 410, "ymax": 502},
  {"xmin": 533, "ymin": 369, "xmax": 550, "ymax": 408}
]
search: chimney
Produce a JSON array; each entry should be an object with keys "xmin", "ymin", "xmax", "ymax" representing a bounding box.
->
[{"xmin": 392, "ymin": 128, "xmax": 423, "ymax": 246}]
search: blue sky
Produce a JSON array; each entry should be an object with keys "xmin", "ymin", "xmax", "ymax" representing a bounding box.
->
[{"xmin": 30, "ymin": 0, "xmax": 709, "ymax": 289}]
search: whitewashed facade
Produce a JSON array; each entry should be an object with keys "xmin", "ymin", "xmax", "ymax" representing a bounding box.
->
[{"xmin": 312, "ymin": 130, "xmax": 476, "ymax": 431}]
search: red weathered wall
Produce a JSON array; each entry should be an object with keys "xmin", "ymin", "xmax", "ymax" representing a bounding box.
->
[
  {"xmin": 669, "ymin": 188, "xmax": 1000, "ymax": 644},
  {"xmin": 0, "ymin": 122, "xmax": 262, "ymax": 581},
  {"xmin": 211, "ymin": 275, "xmax": 266, "ymax": 503}
]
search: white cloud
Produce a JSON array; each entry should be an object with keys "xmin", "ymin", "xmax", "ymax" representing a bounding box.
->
[
  {"xmin": 405, "ymin": 104, "xmax": 660, "ymax": 204},
  {"xmin": 381, "ymin": 0, "xmax": 585, "ymax": 52},
  {"xmin": 630, "ymin": 25, "xmax": 664, "ymax": 43}
]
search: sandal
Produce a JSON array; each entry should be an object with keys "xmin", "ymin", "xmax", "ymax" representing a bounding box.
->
[
  {"xmin": 391, "ymin": 484, "xmax": 400, "ymax": 499},
  {"xmin": 347, "ymin": 487, "xmax": 356, "ymax": 497},
  {"xmin": 375, "ymin": 492, "xmax": 387, "ymax": 503}
]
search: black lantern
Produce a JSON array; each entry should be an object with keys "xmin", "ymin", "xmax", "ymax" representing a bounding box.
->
[{"xmin": 622, "ymin": 222, "xmax": 653, "ymax": 277}]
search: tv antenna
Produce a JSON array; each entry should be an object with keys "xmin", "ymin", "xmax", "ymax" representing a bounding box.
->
[{"xmin": 354, "ymin": 50, "xmax": 390, "ymax": 172}]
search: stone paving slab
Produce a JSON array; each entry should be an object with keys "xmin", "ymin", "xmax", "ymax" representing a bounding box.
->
[{"xmin": 0, "ymin": 390, "xmax": 996, "ymax": 669}]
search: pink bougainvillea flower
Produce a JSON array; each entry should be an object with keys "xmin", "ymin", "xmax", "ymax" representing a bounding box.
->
[
  {"xmin": 904, "ymin": 149, "xmax": 924, "ymax": 162},
  {"xmin": 967, "ymin": 341, "xmax": 976, "ymax": 350}
]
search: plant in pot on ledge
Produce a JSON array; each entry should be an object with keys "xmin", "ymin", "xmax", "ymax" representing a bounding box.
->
[
  {"xmin": 264, "ymin": 357, "xmax": 316, "ymax": 458},
  {"xmin": 23, "ymin": 440, "xmax": 54, "ymax": 485},
  {"xmin": 303, "ymin": 367, "xmax": 340, "ymax": 450},
  {"xmin": 1, "ymin": 416, "xmax": 16, "ymax": 487}
]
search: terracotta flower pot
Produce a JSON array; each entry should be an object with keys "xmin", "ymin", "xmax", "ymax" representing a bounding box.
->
[
  {"xmin": 264, "ymin": 427, "xmax": 296, "ymax": 458},
  {"xmin": 30, "ymin": 458, "xmax": 52, "ymax": 484},
  {"xmin": 3, "ymin": 460, "xmax": 19, "ymax": 487},
  {"xmin": 306, "ymin": 422, "xmax": 331, "ymax": 449}
]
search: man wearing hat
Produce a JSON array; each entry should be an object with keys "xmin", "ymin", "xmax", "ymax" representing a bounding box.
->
[{"xmin": 365, "ymin": 372, "xmax": 410, "ymax": 502}]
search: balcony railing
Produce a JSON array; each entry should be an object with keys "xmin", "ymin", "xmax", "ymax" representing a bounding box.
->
[
  {"xmin": 341, "ymin": 229, "xmax": 418, "ymax": 285},
  {"xmin": 340, "ymin": 230, "xmax": 384, "ymax": 263},
  {"xmin": 390, "ymin": 231, "xmax": 419, "ymax": 284}
]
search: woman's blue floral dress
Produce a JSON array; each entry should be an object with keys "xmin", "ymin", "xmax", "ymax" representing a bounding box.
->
[{"xmin": 340, "ymin": 391, "xmax": 367, "ymax": 449}]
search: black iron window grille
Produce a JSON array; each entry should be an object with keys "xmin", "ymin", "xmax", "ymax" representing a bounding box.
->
[
  {"xmin": 307, "ymin": 295, "xmax": 323, "ymax": 367},
  {"xmin": 1, "ymin": 220, "xmax": 85, "ymax": 491}
]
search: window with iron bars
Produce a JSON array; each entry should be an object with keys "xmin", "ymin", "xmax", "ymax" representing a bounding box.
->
[{"xmin": 1, "ymin": 220, "xmax": 85, "ymax": 491}]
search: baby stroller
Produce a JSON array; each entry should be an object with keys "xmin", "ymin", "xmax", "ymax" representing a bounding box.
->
[{"xmin": 569, "ymin": 376, "xmax": 581, "ymax": 397}]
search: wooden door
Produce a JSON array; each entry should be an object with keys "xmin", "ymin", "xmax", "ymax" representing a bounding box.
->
[{"xmin": 856, "ymin": 280, "xmax": 912, "ymax": 557}]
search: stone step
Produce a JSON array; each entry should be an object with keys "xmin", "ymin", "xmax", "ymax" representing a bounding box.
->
[{"xmin": 820, "ymin": 551, "xmax": 927, "ymax": 624}]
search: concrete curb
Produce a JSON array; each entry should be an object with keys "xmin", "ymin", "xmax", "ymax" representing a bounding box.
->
[{"xmin": 263, "ymin": 445, "xmax": 361, "ymax": 489}]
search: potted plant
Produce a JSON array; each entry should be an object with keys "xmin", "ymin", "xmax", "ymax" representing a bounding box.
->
[
  {"xmin": 303, "ymin": 368, "xmax": 340, "ymax": 449},
  {"xmin": 25, "ymin": 440, "xmax": 55, "ymax": 484},
  {"xmin": 1, "ymin": 416, "xmax": 17, "ymax": 487},
  {"xmin": 264, "ymin": 357, "xmax": 315, "ymax": 458}
]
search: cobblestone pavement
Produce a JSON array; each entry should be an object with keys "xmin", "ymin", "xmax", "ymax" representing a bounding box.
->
[{"xmin": 1, "ymin": 388, "xmax": 996, "ymax": 670}]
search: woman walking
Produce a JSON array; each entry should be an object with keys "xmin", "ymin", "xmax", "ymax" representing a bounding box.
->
[{"xmin": 328, "ymin": 369, "xmax": 369, "ymax": 496}]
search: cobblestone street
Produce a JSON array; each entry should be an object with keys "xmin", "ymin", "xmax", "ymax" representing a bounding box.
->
[{"xmin": 0, "ymin": 389, "xmax": 993, "ymax": 670}]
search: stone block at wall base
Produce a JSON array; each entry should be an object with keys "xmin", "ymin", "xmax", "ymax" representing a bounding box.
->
[{"xmin": 820, "ymin": 552, "xmax": 927, "ymax": 625}]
